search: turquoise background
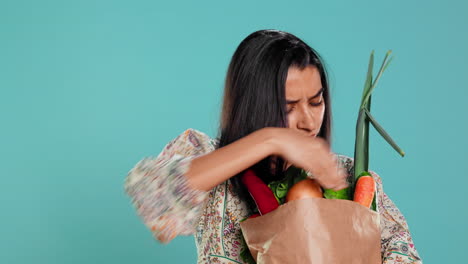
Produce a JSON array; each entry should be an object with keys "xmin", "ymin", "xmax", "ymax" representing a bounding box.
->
[{"xmin": 1, "ymin": 0, "xmax": 466, "ymax": 263}]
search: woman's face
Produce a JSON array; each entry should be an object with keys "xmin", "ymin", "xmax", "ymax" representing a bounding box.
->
[
  {"xmin": 285, "ymin": 65, "xmax": 325, "ymax": 137},
  {"xmin": 272, "ymin": 65, "xmax": 326, "ymax": 172}
]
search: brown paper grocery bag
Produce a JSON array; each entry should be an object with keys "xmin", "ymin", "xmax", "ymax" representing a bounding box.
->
[{"xmin": 240, "ymin": 198, "xmax": 381, "ymax": 264}]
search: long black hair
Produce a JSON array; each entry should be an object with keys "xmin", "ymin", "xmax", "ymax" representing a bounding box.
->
[{"xmin": 215, "ymin": 29, "xmax": 332, "ymax": 213}]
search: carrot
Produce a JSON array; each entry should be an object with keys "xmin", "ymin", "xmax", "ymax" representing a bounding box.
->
[
  {"xmin": 353, "ymin": 175, "xmax": 375, "ymax": 208},
  {"xmin": 241, "ymin": 169, "xmax": 279, "ymax": 215}
]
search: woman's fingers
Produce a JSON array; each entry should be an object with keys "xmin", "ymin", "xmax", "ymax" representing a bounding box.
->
[{"xmin": 313, "ymin": 154, "xmax": 348, "ymax": 190}]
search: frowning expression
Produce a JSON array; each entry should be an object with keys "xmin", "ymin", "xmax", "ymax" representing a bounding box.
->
[{"xmin": 285, "ymin": 65, "xmax": 325, "ymax": 137}]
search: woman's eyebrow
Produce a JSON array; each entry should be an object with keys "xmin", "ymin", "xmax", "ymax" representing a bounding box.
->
[{"xmin": 286, "ymin": 87, "xmax": 324, "ymax": 104}]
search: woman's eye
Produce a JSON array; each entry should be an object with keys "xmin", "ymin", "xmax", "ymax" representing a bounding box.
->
[
  {"xmin": 310, "ymin": 96, "xmax": 323, "ymax": 106},
  {"xmin": 310, "ymin": 99, "xmax": 323, "ymax": 106},
  {"xmin": 287, "ymin": 97, "xmax": 323, "ymax": 114}
]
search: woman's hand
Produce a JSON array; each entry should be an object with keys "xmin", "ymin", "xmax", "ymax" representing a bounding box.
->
[{"xmin": 269, "ymin": 128, "xmax": 348, "ymax": 191}]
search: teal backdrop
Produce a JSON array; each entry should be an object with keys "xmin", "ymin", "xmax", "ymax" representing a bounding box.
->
[{"xmin": 1, "ymin": 0, "xmax": 466, "ymax": 263}]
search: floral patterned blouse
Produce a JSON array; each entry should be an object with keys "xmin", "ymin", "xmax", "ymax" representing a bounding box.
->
[{"xmin": 124, "ymin": 128, "xmax": 422, "ymax": 263}]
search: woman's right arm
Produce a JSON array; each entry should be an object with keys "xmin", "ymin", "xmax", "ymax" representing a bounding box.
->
[
  {"xmin": 186, "ymin": 127, "xmax": 349, "ymax": 192},
  {"xmin": 124, "ymin": 127, "xmax": 277, "ymax": 244}
]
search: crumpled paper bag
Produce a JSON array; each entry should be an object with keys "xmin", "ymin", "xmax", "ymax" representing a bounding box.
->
[{"xmin": 240, "ymin": 197, "xmax": 381, "ymax": 264}]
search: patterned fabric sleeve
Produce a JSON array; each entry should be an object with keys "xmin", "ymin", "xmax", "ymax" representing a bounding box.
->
[
  {"xmin": 370, "ymin": 170, "xmax": 423, "ymax": 263},
  {"xmin": 124, "ymin": 128, "xmax": 215, "ymax": 244}
]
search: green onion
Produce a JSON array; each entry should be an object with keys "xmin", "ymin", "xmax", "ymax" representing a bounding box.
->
[{"xmin": 351, "ymin": 50, "xmax": 405, "ymax": 211}]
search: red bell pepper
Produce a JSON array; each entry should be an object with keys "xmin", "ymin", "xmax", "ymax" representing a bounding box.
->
[{"xmin": 241, "ymin": 169, "xmax": 279, "ymax": 215}]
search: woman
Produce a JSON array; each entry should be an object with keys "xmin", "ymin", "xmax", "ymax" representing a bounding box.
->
[{"xmin": 124, "ymin": 29, "xmax": 422, "ymax": 263}]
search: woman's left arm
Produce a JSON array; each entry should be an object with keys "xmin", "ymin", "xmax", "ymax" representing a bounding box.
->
[{"xmin": 369, "ymin": 170, "xmax": 423, "ymax": 264}]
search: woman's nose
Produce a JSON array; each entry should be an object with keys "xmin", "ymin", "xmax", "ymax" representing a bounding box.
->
[{"xmin": 297, "ymin": 108, "xmax": 317, "ymax": 135}]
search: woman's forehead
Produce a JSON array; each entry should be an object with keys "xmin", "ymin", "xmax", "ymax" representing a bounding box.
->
[{"xmin": 285, "ymin": 66, "xmax": 323, "ymax": 101}]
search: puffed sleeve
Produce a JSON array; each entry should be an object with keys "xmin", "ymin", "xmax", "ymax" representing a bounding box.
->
[
  {"xmin": 124, "ymin": 128, "xmax": 215, "ymax": 244},
  {"xmin": 370, "ymin": 170, "xmax": 423, "ymax": 263}
]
